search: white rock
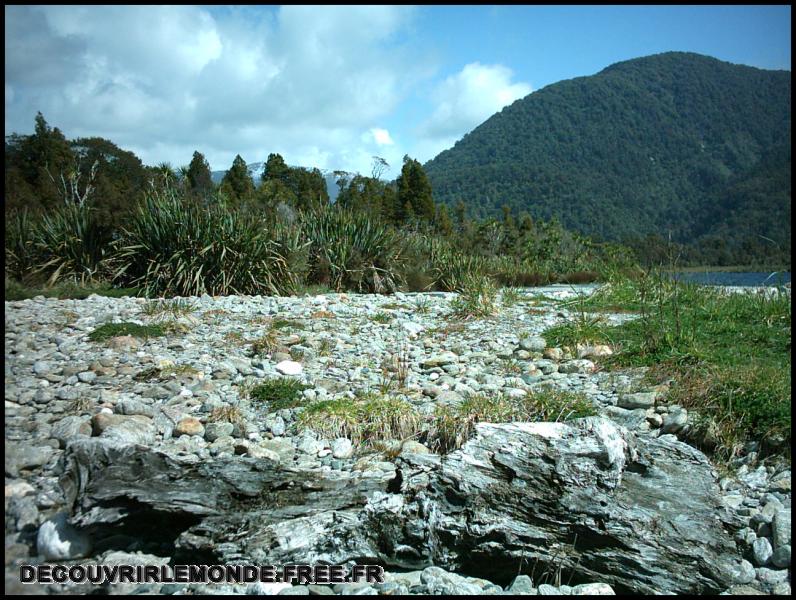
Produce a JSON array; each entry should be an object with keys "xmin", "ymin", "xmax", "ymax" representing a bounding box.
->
[
  {"xmin": 275, "ymin": 360, "xmax": 303, "ymax": 376},
  {"xmin": 332, "ymin": 438, "xmax": 354, "ymax": 459},
  {"xmin": 37, "ymin": 511, "xmax": 92, "ymax": 560}
]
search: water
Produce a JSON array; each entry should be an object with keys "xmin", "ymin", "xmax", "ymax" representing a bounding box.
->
[{"xmin": 670, "ymin": 271, "xmax": 791, "ymax": 287}]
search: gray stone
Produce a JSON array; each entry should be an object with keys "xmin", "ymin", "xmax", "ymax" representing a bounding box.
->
[
  {"xmin": 205, "ymin": 421, "xmax": 234, "ymax": 442},
  {"xmin": 36, "ymin": 511, "xmax": 92, "ymax": 560},
  {"xmin": 661, "ymin": 407, "xmax": 688, "ymax": 433},
  {"xmin": 519, "ymin": 336, "xmax": 546, "ymax": 352},
  {"xmin": 755, "ymin": 567, "xmax": 789, "ymax": 586},
  {"xmin": 5, "ymin": 443, "xmax": 55, "ymax": 477},
  {"xmin": 508, "ymin": 575, "xmax": 535, "ymax": 594},
  {"xmin": 771, "ymin": 544, "xmax": 791, "ymax": 568},
  {"xmin": 771, "ymin": 509, "xmax": 791, "ymax": 549},
  {"xmin": 570, "ymin": 583, "xmax": 615, "ymax": 595},
  {"xmin": 729, "ymin": 559, "xmax": 756, "ymax": 584},
  {"xmin": 618, "ymin": 392, "xmax": 657, "ymax": 409},
  {"xmin": 50, "ymin": 416, "xmax": 92, "ymax": 448},
  {"xmin": 331, "ymin": 438, "xmax": 353, "ymax": 459},
  {"xmin": 751, "ymin": 537, "xmax": 773, "ymax": 566}
]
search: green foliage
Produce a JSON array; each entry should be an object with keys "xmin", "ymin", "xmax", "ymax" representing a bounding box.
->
[
  {"xmin": 220, "ymin": 154, "xmax": 255, "ymax": 205},
  {"xmin": 88, "ymin": 322, "xmax": 166, "ymax": 342},
  {"xmin": 450, "ymin": 272, "xmax": 499, "ymax": 319},
  {"xmin": 423, "ymin": 52, "xmax": 791, "ymax": 267},
  {"xmin": 396, "ymin": 155, "xmax": 435, "ymax": 225},
  {"xmin": 113, "ymin": 186, "xmax": 300, "ymax": 297},
  {"xmin": 297, "ymin": 395, "xmax": 421, "ymax": 446},
  {"xmin": 26, "ymin": 202, "xmax": 113, "ymax": 286},
  {"xmin": 573, "ymin": 272, "xmax": 791, "ymax": 461},
  {"xmin": 186, "ymin": 151, "xmax": 215, "ymax": 202},
  {"xmin": 301, "ymin": 205, "xmax": 406, "ymax": 293},
  {"xmin": 248, "ymin": 378, "xmax": 311, "ymax": 411},
  {"xmin": 428, "ymin": 390, "xmax": 597, "ymax": 453}
]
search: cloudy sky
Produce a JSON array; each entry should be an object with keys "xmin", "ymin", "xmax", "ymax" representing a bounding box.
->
[{"xmin": 5, "ymin": 5, "xmax": 791, "ymax": 179}]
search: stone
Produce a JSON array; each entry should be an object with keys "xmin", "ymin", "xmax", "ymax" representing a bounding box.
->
[
  {"xmin": 36, "ymin": 511, "xmax": 92, "ymax": 560},
  {"xmin": 5, "ymin": 443, "xmax": 55, "ymax": 477},
  {"xmin": 331, "ymin": 438, "xmax": 353, "ymax": 459},
  {"xmin": 729, "ymin": 559, "xmax": 756, "ymax": 584},
  {"xmin": 508, "ymin": 575, "xmax": 535, "ymax": 594},
  {"xmin": 558, "ymin": 359, "xmax": 595, "ymax": 374},
  {"xmin": 542, "ymin": 347, "xmax": 563, "ymax": 361},
  {"xmin": 421, "ymin": 352, "xmax": 459, "ymax": 368},
  {"xmin": 276, "ymin": 361, "xmax": 303, "ymax": 376},
  {"xmin": 771, "ymin": 510, "xmax": 791, "ymax": 549},
  {"xmin": 751, "ymin": 537, "xmax": 773, "ymax": 566},
  {"xmin": 420, "ymin": 567, "xmax": 484, "ymax": 595},
  {"xmin": 519, "ymin": 336, "xmax": 546, "ymax": 352},
  {"xmin": 174, "ymin": 417, "xmax": 205, "ymax": 437},
  {"xmin": 755, "ymin": 567, "xmax": 789, "ymax": 586},
  {"xmin": 571, "ymin": 583, "xmax": 615, "ymax": 595},
  {"xmin": 618, "ymin": 392, "xmax": 657, "ymax": 409},
  {"xmin": 205, "ymin": 421, "xmax": 234, "ymax": 442},
  {"xmin": 400, "ymin": 440, "xmax": 431, "ymax": 456},
  {"xmin": 576, "ymin": 344, "xmax": 612, "ymax": 359},
  {"xmin": 661, "ymin": 407, "xmax": 688, "ymax": 434},
  {"xmin": 93, "ymin": 413, "xmax": 158, "ymax": 445},
  {"xmin": 771, "ymin": 545, "xmax": 790, "ymax": 568},
  {"xmin": 108, "ymin": 335, "xmax": 140, "ymax": 351},
  {"xmin": 50, "ymin": 416, "xmax": 93, "ymax": 448}
]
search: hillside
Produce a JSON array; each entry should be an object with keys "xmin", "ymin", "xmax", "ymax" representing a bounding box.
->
[{"xmin": 423, "ymin": 52, "xmax": 791, "ymax": 264}]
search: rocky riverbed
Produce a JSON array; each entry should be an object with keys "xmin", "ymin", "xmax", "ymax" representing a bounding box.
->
[{"xmin": 4, "ymin": 285, "xmax": 791, "ymax": 595}]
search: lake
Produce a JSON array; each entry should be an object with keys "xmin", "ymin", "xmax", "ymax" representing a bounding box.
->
[{"xmin": 670, "ymin": 271, "xmax": 791, "ymax": 286}]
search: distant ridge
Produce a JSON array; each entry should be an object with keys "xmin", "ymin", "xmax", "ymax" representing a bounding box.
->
[{"xmin": 423, "ymin": 52, "xmax": 791, "ymax": 259}]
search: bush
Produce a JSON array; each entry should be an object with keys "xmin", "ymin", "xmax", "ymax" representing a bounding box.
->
[
  {"xmin": 248, "ymin": 378, "xmax": 310, "ymax": 411},
  {"xmin": 301, "ymin": 206, "xmax": 406, "ymax": 293},
  {"xmin": 113, "ymin": 187, "xmax": 300, "ymax": 297}
]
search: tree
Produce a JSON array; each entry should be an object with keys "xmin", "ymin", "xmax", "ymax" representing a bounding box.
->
[
  {"xmin": 220, "ymin": 154, "xmax": 255, "ymax": 206},
  {"xmin": 396, "ymin": 155, "xmax": 435, "ymax": 224},
  {"xmin": 186, "ymin": 151, "xmax": 214, "ymax": 202},
  {"xmin": 262, "ymin": 153, "xmax": 290, "ymax": 184}
]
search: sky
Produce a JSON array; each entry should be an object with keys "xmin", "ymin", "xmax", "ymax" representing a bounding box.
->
[{"xmin": 4, "ymin": 5, "xmax": 791, "ymax": 179}]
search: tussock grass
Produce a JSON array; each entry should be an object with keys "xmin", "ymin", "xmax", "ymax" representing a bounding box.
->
[
  {"xmin": 427, "ymin": 390, "xmax": 597, "ymax": 453},
  {"xmin": 297, "ymin": 394, "xmax": 421, "ymax": 446},
  {"xmin": 451, "ymin": 273, "xmax": 499, "ymax": 319}
]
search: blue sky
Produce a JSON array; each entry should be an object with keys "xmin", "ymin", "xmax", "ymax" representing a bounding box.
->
[{"xmin": 5, "ymin": 5, "xmax": 791, "ymax": 179}]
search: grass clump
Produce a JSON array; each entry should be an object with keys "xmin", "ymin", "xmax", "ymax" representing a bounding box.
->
[
  {"xmin": 450, "ymin": 273, "xmax": 499, "ymax": 319},
  {"xmin": 501, "ymin": 287, "xmax": 523, "ymax": 307},
  {"xmin": 249, "ymin": 330, "xmax": 280, "ymax": 357},
  {"xmin": 371, "ymin": 312, "xmax": 393, "ymax": 324},
  {"xmin": 88, "ymin": 321, "xmax": 166, "ymax": 342},
  {"xmin": 142, "ymin": 297, "xmax": 198, "ymax": 318},
  {"xmin": 561, "ymin": 270, "xmax": 791, "ymax": 462},
  {"xmin": 208, "ymin": 405, "xmax": 247, "ymax": 434},
  {"xmin": 248, "ymin": 378, "xmax": 311, "ymax": 411},
  {"xmin": 428, "ymin": 390, "xmax": 597, "ymax": 453},
  {"xmin": 297, "ymin": 394, "xmax": 421, "ymax": 446}
]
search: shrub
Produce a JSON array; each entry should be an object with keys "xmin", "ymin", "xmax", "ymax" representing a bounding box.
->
[
  {"xmin": 301, "ymin": 206, "xmax": 406, "ymax": 293},
  {"xmin": 248, "ymin": 378, "xmax": 310, "ymax": 411},
  {"xmin": 113, "ymin": 187, "xmax": 299, "ymax": 297}
]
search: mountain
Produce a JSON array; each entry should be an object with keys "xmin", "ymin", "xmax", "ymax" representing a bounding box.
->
[
  {"xmin": 211, "ymin": 163, "xmax": 344, "ymax": 203},
  {"xmin": 423, "ymin": 52, "xmax": 791, "ymax": 262}
]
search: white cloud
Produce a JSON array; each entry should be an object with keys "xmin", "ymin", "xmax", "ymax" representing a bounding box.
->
[
  {"xmin": 369, "ymin": 128, "xmax": 395, "ymax": 146},
  {"xmin": 4, "ymin": 5, "xmax": 426, "ymax": 178},
  {"xmin": 419, "ymin": 62, "xmax": 532, "ymax": 142}
]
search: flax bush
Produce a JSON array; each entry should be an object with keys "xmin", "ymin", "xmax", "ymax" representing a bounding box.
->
[{"xmin": 113, "ymin": 188, "xmax": 299, "ymax": 297}]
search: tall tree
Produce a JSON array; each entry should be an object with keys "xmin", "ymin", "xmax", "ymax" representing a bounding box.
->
[
  {"xmin": 186, "ymin": 151, "xmax": 214, "ymax": 202},
  {"xmin": 396, "ymin": 155, "xmax": 435, "ymax": 224},
  {"xmin": 220, "ymin": 154, "xmax": 255, "ymax": 205},
  {"xmin": 262, "ymin": 153, "xmax": 290, "ymax": 184}
]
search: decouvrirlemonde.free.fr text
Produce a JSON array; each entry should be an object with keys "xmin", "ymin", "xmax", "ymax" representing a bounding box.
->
[{"xmin": 21, "ymin": 563, "xmax": 385, "ymax": 585}]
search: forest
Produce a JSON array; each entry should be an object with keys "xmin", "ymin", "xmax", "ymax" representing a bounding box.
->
[{"xmin": 423, "ymin": 52, "xmax": 791, "ymax": 267}]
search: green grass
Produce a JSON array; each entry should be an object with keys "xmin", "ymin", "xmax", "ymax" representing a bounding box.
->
[
  {"xmin": 547, "ymin": 272, "xmax": 791, "ymax": 462},
  {"xmin": 297, "ymin": 394, "xmax": 421, "ymax": 447},
  {"xmin": 5, "ymin": 277, "xmax": 141, "ymax": 301},
  {"xmin": 142, "ymin": 297, "xmax": 198, "ymax": 318},
  {"xmin": 428, "ymin": 390, "xmax": 597, "ymax": 453},
  {"xmin": 371, "ymin": 312, "xmax": 393, "ymax": 324},
  {"xmin": 88, "ymin": 322, "xmax": 167, "ymax": 342},
  {"xmin": 248, "ymin": 378, "xmax": 311, "ymax": 411}
]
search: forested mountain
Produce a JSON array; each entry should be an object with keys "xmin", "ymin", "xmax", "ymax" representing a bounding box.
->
[{"xmin": 424, "ymin": 52, "xmax": 791, "ymax": 265}]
